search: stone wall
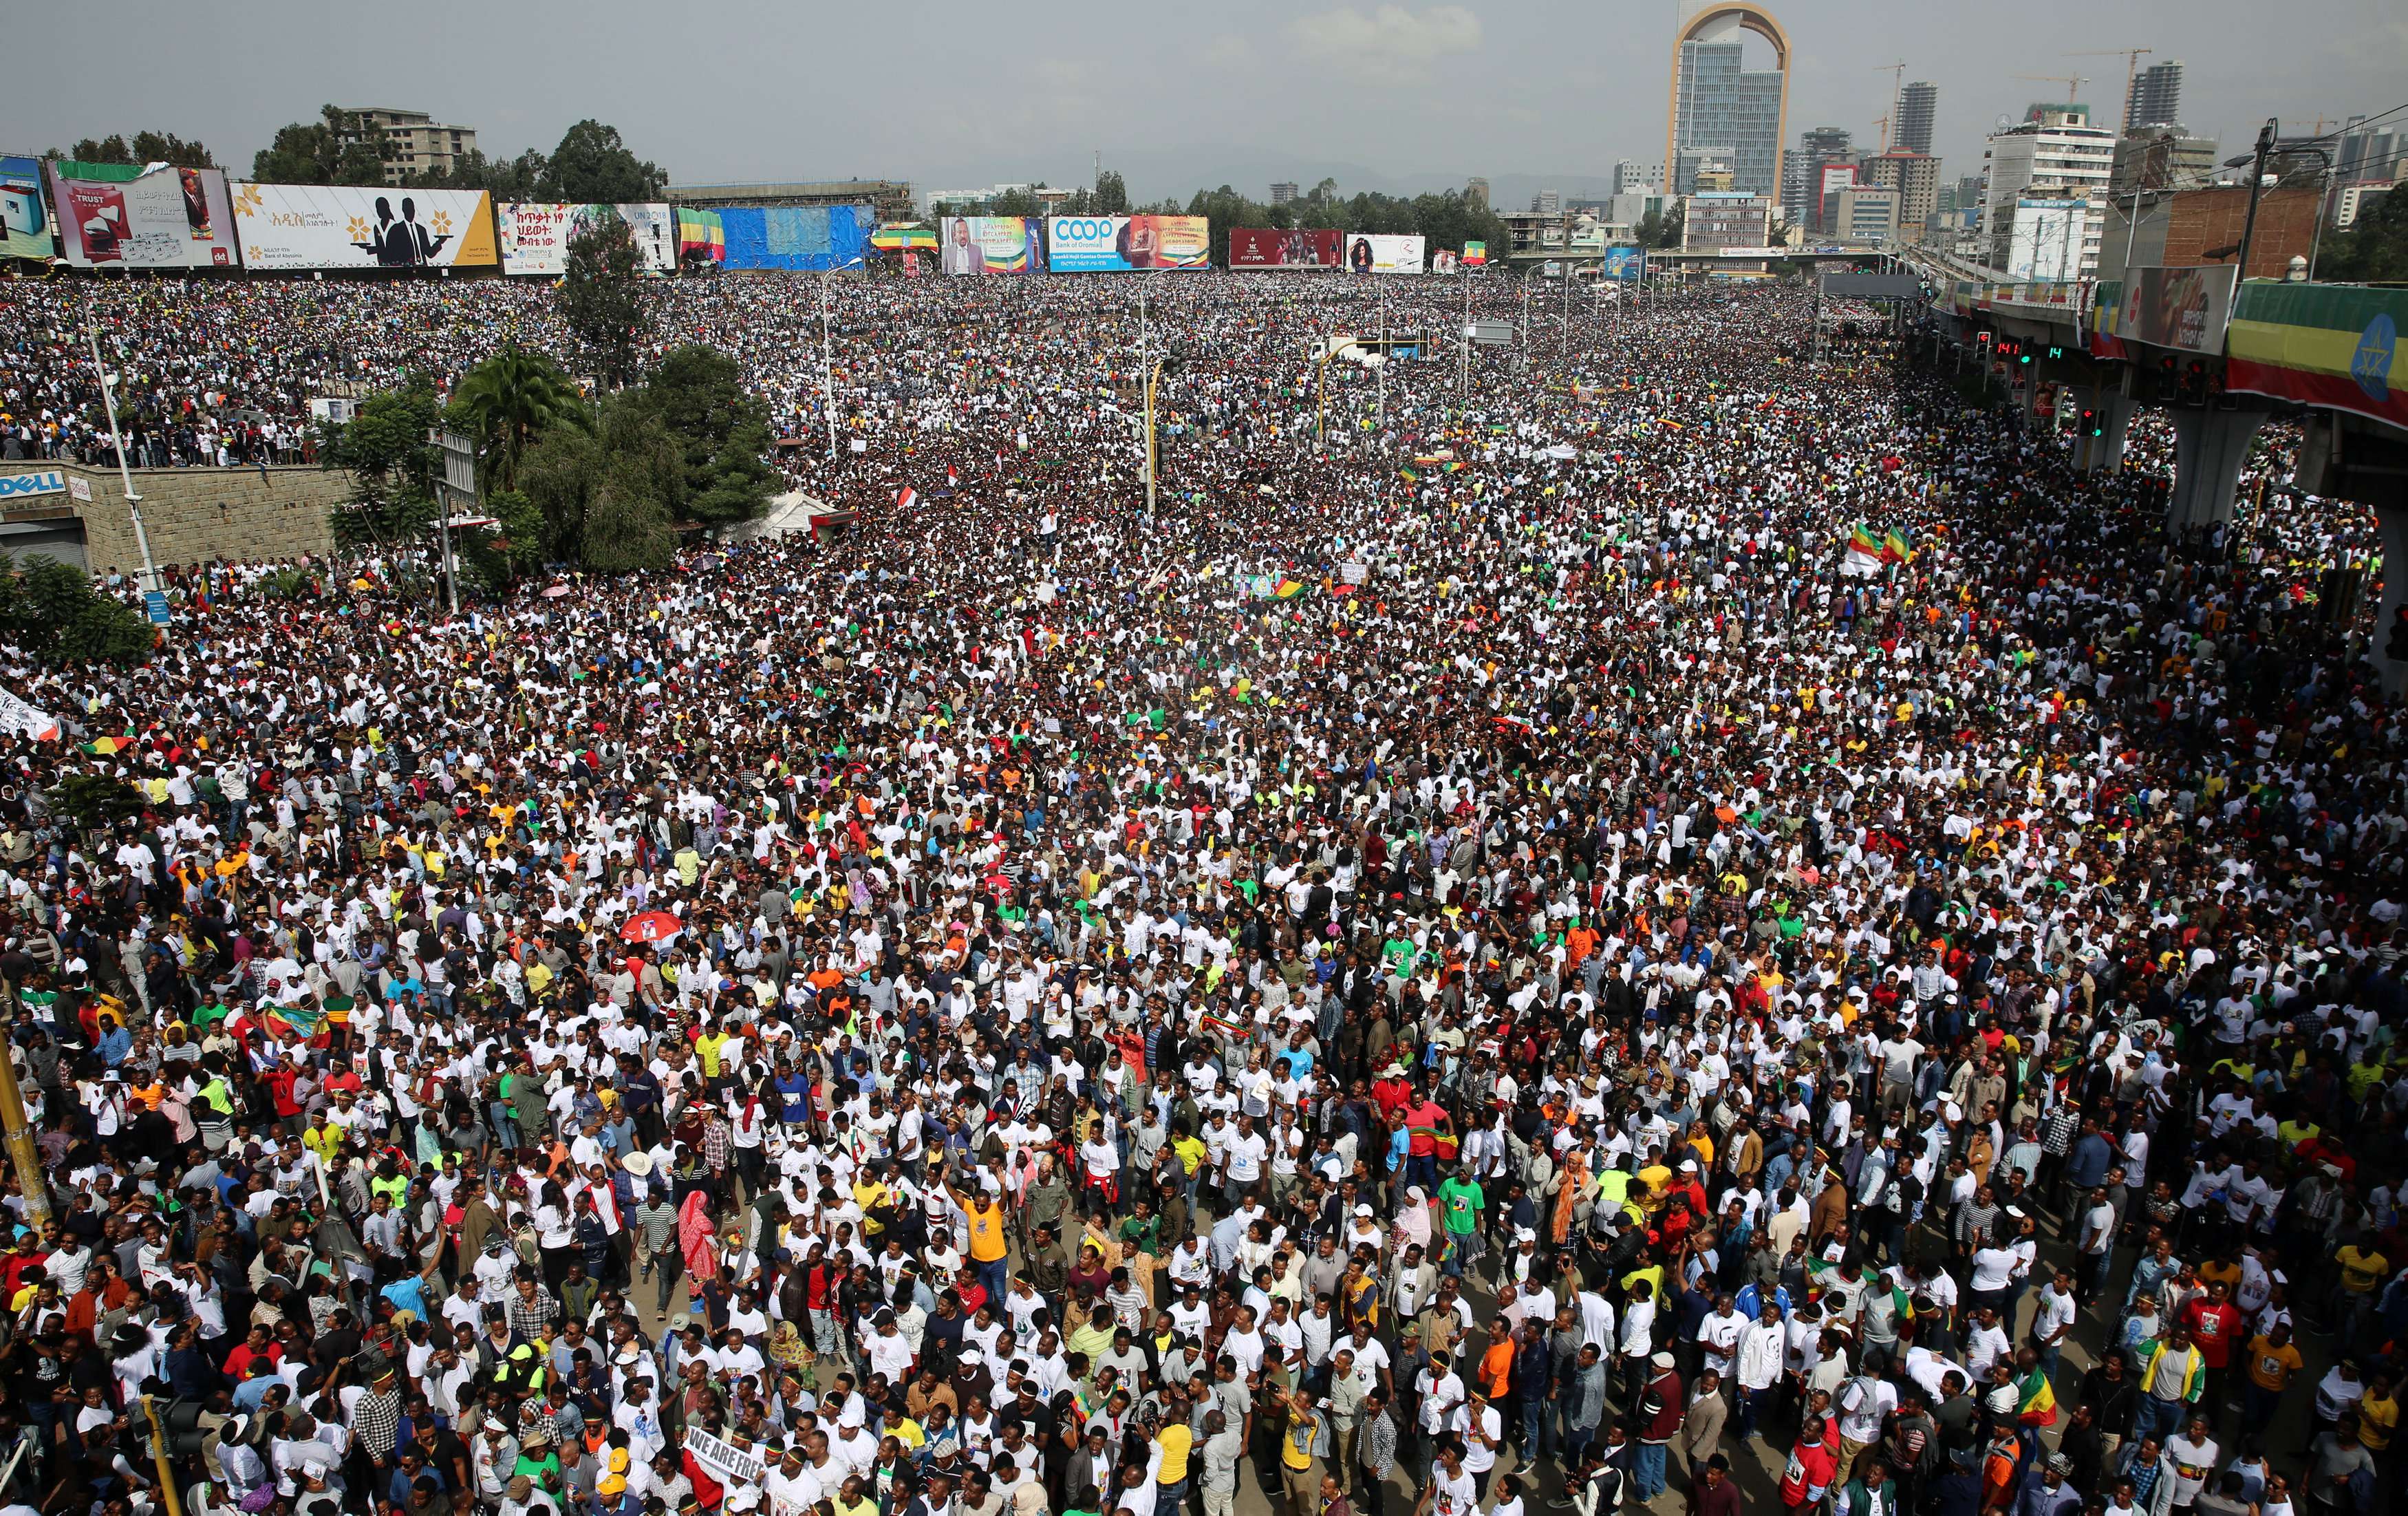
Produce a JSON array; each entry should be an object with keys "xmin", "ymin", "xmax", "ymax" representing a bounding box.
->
[{"xmin": 0, "ymin": 460, "xmax": 352, "ymax": 574}]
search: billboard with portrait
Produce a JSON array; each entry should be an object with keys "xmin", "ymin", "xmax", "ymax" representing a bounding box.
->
[
  {"xmin": 1046, "ymin": 215, "xmax": 1210, "ymax": 272},
  {"xmin": 498, "ymin": 202, "xmax": 677, "ymax": 276},
  {"xmin": 48, "ymin": 161, "xmax": 237, "ymax": 268},
  {"xmin": 718, "ymin": 204, "xmax": 871, "ymax": 270},
  {"xmin": 2114, "ymin": 265, "xmax": 2237, "ymax": 355},
  {"xmin": 0, "ymin": 157, "xmax": 50, "ymax": 261},
  {"xmin": 233, "ymin": 183, "xmax": 497, "ymax": 270},
  {"xmin": 1229, "ymin": 227, "xmax": 1340, "ymax": 269},
  {"xmin": 1342, "ymin": 233, "xmax": 1425, "ymax": 274},
  {"xmin": 940, "ymin": 217, "xmax": 1043, "ymax": 275},
  {"xmin": 1600, "ymin": 246, "xmax": 1645, "ymax": 282}
]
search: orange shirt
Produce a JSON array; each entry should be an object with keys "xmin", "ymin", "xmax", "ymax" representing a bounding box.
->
[{"xmin": 1481, "ymin": 1337, "xmax": 1514, "ymax": 1400}]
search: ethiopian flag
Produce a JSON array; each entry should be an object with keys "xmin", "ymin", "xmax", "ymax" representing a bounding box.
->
[
  {"xmin": 1271, "ymin": 578, "xmax": 1307, "ymax": 601},
  {"xmin": 1882, "ymin": 527, "xmax": 1914, "ymax": 564},
  {"xmin": 1398, "ymin": 465, "xmax": 1422, "ymax": 482},
  {"xmin": 82, "ymin": 732, "xmax": 136, "ymax": 756},
  {"xmin": 2015, "ymin": 1367, "xmax": 2058, "ymax": 1428}
]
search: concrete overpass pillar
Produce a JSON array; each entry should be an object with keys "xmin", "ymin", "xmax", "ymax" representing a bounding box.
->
[
  {"xmin": 2167, "ymin": 409, "xmax": 2268, "ymax": 532},
  {"xmin": 2073, "ymin": 388, "xmax": 2133, "ymax": 473}
]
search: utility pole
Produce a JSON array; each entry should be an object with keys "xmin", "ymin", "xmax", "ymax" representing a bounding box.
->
[
  {"xmin": 82, "ymin": 310, "xmax": 158, "ymax": 597},
  {"xmin": 2235, "ymin": 118, "xmax": 2278, "ymax": 283},
  {"xmin": 0, "ymin": 975, "xmax": 52, "ymax": 1229}
]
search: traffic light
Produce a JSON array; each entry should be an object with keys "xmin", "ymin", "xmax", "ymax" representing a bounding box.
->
[{"xmin": 2080, "ymin": 407, "xmax": 2102, "ymax": 438}]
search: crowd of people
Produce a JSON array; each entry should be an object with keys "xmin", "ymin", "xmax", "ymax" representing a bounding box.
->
[{"xmin": 1, "ymin": 268, "xmax": 2405, "ymax": 1516}]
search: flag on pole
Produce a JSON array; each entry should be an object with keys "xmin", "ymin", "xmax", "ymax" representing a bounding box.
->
[
  {"xmin": 1271, "ymin": 578, "xmax": 1306, "ymax": 600},
  {"xmin": 1842, "ymin": 524, "xmax": 1884, "ymax": 577},
  {"xmin": 896, "ymin": 487, "xmax": 918, "ymax": 511},
  {"xmin": 1882, "ymin": 526, "xmax": 1914, "ymax": 564},
  {"xmin": 947, "ymin": 465, "xmax": 959, "ymax": 487},
  {"xmin": 1398, "ymin": 466, "xmax": 1421, "ymax": 482}
]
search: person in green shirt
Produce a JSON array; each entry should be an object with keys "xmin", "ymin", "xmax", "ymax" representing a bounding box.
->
[{"xmin": 1437, "ymin": 1169, "xmax": 1485, "ymax": 1279}]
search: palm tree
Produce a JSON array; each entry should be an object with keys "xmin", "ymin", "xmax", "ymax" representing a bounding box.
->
[{"xmin": 449, "ymin": 345, "xmax": 590, "ymax": 491}]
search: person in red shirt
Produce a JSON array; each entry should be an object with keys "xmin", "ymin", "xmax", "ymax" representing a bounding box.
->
[
  {"xmin": 220, "ymin": 1323, "xmax": 284, "ymax": 1380},
  {"xmin": 2177, "ymin": 1279, "xmax": 2244, "ymax": 1415},
  {"xmin": 1779, "ymin": 1411, "xmax": 1840, "ymax": 1510}
]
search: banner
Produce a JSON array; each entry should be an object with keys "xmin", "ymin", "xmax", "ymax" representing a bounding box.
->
[
  {"xmin": 684, "ymin": 1428, "xmax": 765, "ymax": 1486},
  {"xmin": 233, "ymin": 184, "xmax": 497, "ymax": 270},
  {"xmin": 719, "ymin": 204, "xmax": 871, "ymax": 270},
  {"xmin": 1229, "ymin": 227, "xmax": 1340, "ymax": 269},
  {"xmin": 0, "ymin": 157, "xmax": 49, "ymax": 262},
  {"xmin": 1343, "ymin": 233, "xmax": 1425, "ymax": 274},
  {"xmin": 2225, "ymin": 281, "xmax": 2408, "ymax": 430},
  {"xmin": 497, "ymin": 202, "xmax": 676, "ymax": 276},
  {"xmin": 940, "ymin": 216, "xmax": 1042, "ymax": 275},
  {"xmin": 1431, "ymin": 249, "xmax": 1459, "ymax": 273},
  {"xmin": 1600, "ymin": 246, "xmax": 1645, "ymax": 282},
  {"xmin": 1046, "ymin": 215, "xmax": 1209, "ymax": 272},
  {"xmin": 2113, "ymin": 265, "xmax": 2237, "ymax": 355},
  {"xmin": 0, "ymin": 471, "xmax": 66, "ymax": 500},
  {"xmin": 49, "ymin": 161, "xmax": 236, "ymax": 269},
  {"xmin": 0, "ymin": 689, "xmax": 61, "ymax": 743},
  {"xmin": 677, "ymin": 208, "xmax": 724, "ymax": 264}
]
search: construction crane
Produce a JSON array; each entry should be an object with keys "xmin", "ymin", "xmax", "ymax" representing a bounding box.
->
[
  {"xmin": 2011, "ymin": 73, "xmax": 2091, "ymax": 111},
  {"xmin": 2067, "ymin": 49, "xmax": 2152, "ymax": 132},
  {"xmin": 1873, "ymin": 115, "xmax": 1892, "ymax": 157},
  {"xmin": 1874, "ymin": 61, "xmax": 1906, "ymax": 150}
]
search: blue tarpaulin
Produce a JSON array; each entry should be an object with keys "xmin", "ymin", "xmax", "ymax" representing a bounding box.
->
[{"xmin": 718, "ymin": 204, "xmax": 870, "ymax": 270}]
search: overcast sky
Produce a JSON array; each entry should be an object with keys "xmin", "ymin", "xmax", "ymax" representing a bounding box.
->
[{"xmin": 8, "ymin": 0, "xmax": 2405, "ymax": 204}]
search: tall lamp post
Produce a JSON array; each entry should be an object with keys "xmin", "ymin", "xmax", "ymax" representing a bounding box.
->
[
  {"xmin": 2227, "ymin": 118, "xmax": 2278, "ymax": 284},
  {"xmin": 82, "ymin": 308, "xmax": 159, "ymax": 596},
  {"xmin": 820, "ymin": 254, "xmax": 866, "ymax": 460}
]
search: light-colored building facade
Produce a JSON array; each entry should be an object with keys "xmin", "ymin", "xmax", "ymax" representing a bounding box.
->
[
  {"xmin": 1979, "ymin": 105, "xmax": 2114, "ymax": 274},
  {"xmin": 333, "ymin": 107, "xmax": 478, "ymax": 185}
]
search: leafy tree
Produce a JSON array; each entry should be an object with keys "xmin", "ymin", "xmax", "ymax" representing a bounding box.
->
[
  {"xmin": 561, "ymin": 215, "xmax": 649, "ymax": 390},
  {"xmin": 48, "ymin": 773, "xmax": 149, "ymax": 835},
  {"xmin": 319, "ymin": 384, "xmax": 442, "ymax": 551},
  {"xmin": 0, "ymin": 555, "xmax": 153, "ymax": 666},
  {"xmin": 405, "ymin": 147, "xmax": 548, "ymax": 200},
  {"xmin": 2319, "ymin": 189, "xmax": 2408, "ymax": 283},
  {"xmin": 633, "ymin": 345, "xmax": 772, "ymax": 526},
  {"xmin": 1635, "ymin": 204, "xmax": 1687, "ymax": 250},
  {"xmin": 252, "ymin": 106, "xmax": 389, "ymax": 186},
  {"xmin": 56, "ymin": 131, "xmax": 215, "ymax": 168},
  {"xmin": 449, "ymin": 347, "xmax": 592, "ymax": 492},
  {"xmin": 1096, "ymin": 170, "xmax": 1130, "ymax": 215},
  {"xmin": 546, "ymin": 119, "xmax": 667, "ymax": 202},
  {"xmin": 518, "ymin": 424, "xmax": 606, "ymax": 561},
  {"xmin": 459, "ymin": 487, "xmax": 548, "ymax": 588},
  {"xmin": 581, "ymin": 400, "xmax": 682, "ymax": 571}
]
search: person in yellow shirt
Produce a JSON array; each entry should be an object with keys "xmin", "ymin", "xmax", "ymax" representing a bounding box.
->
[
  {"xmin": 2240, "ymin": 1324, "xmax": 2303, "ymax": 1427},
  {"xmin": 303, "ymin": 1111, "xmax": 346, "ymax": 1166},
  {"xmin": 948, "ymin": 1180, "xmax": 1011, "ymax": 1299},
  {"xmin": 1153, "ymin": 1409, "xmax": 1194, "ymax": 1503}
]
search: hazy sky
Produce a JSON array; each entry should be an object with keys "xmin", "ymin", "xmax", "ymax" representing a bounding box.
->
[{"xmin": 8, "ymin": 0, "xmax": 2405, "ymax": 203}]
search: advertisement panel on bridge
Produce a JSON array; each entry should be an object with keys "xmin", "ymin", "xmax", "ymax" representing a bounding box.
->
[
  {"xmin": 49, "ymin": 162, "xmax": 237, "ymax": 268},
  {"xmin": 498, "ymin": 202, "xmax": 677, "ymax": 276},
  {"xmin": 233, "ymin": 184, "xmax": 499, "ymax": 270},
  {"xmin": 2114, "ymin": 265, "xmax": 2237, "ymax": 355},
  {"xmin": 1229, "ymin": 227, "xmax": 1341, "ymax": 268},
  {"xmin": 939, "ymin": 217, "xmax": 1042, "ymax": 275},
  {"xmin": 1600, "ymin": 246, "xmax": 1645, "ymax": 281},
  {"xmin": 1343, "ymin": 233, "xmax": 1424, "ymax": 273},
  {"xmin": 1046, "ymin": 215, "xmax": 1210, "ymax": 271}
]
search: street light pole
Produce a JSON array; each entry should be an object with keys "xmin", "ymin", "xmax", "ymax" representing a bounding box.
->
[
  {"xmin": 820, "ymin": 268, "xmax": 837, "ymax": 461},
  {"xmin": 1144, "ymin": 356, "xmax": 1165, "ymax": 515},
  {"xmin": 83, "ymin": 312, "xmax": 158, "ymax": 596},
  {"xmin": 1461, "ymin": 268, "xmax": 1473, "ymax": 394},
  {"xmin": 1377, "ymin": 284, "xmax": 1387, "ymax": 434},
  {"xmin": 2235, "ymin": 117, "xmax": 2279, "ymax": 284}
]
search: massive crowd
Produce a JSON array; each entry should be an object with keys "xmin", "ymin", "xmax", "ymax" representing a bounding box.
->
[{"xmin": 1, "ymin": 268, "xmax": 2405, "ymax": 1516}]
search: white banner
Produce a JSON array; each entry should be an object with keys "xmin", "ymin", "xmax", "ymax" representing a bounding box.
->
[
  {"xmin": 1343, "ymin": 233, "xmax": 1425, "ymax": 274},
  {"xmin": 0, "ymin": 471, "xmax": 67, "ymax": 501},
  {"xmin": 683, "ymin": 1428, "xmax": 766, "ymax": 1486},
  {"xmin": 498, "ymin": 202, "xmax": 678, "ymax": 276},
  {"xmin": 232, "ymin": 184, "xmax": 499, "ymax": 270},
  {"xmin": 48, "ymin": 164, "xmax": 237, "ymax": 270},
  {"xmin": 0, "ymin": 690, "xmax": 61, "ymax": 742}
]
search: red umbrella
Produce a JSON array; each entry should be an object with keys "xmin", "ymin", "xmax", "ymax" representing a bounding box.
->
[{"xmin": 622, "ymin": 910, "xmax": 682, "ymax": 943}]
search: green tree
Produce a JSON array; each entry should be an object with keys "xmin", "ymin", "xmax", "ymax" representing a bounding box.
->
[
  {"xmin": 252, "ymin": 106, "xmax": 389, "ymax": 186},
  {"xmin": 632, "ymin": 345, "xmax": 772, "ymax": 526},
  {"xmin": 2319, "ymin": 189, "xmax": 2408, "ymax": 283},
  {"xmin": 56, "ymin": 131, "xmax": 215, "ymax": 168},
  {"xmin": 320, "ymin": 384, "xmax": 442, "ymax": 551},
  {"xmin": 1096, "ymin": 170, "xmax": 1130, "ymax": 215},
  {"xmin": 405, "ymin": 147, "xmax": 548, "ymax": 200},
  {"xmin": 546, "ymin": 120, "xmax": 666, "ymax": 202},
  {"xmin": 460, "ymin": 487, "xmax": 548, "ymax": 587},
  {"xmin": 449, "ymin": 347, "xmax": 592, "ymax": 493},
  {"xmin": 0, "ymin": 555, "xmax": 153, "ymax": 665},
  {"xmin": 518, "ymin": 424, "xmax": 606, "ymax": 561},
  {"xmin": 561, "ymin": 215, "xmax": 649, "ymax": 390},
  {"xmin": 581, "ymin": 399, "xmax": 682, "ymax": 571}
]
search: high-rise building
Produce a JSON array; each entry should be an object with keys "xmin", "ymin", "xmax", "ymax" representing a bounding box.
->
[
  {"xmin": 1895, "ymin": 81, "xmax": 1938, "ymax": 156},
  {"xmin": 1269, "ymin": 182, "xmax": 1299, "ymax": 206},
  {"xmin": 1665, "ymin": 3, "xmax": 1790, "ymax": 199},
  {"xmin": 2109, "ymin": 130, "xmax": 2218, "ymax": 194},
  {"xmin": 2125, "ymin": 61, "xmax": 2184, "ymax": 132},
  {"xmin": 1782, "ymin": 126, "xmax": 1852, "ymax": 229},
  {"xmin": 1863, "ymin": 151, "xmax": 1941, "ymax": 242},
  {"xmin": 1465, "ymin": 178, "xmax": 1490, "ymax": 209},
  {"xmin": 1532, "ymin": 190, "xmax": 1561, "ymax": 215},
  {"xmin": 331, "ymin": 107, "xmax": 479, "ymax": 186},
  {"xmin": 1681, "ymin": 191, "xmax": 1773, "ymax": 253},
  {"xmin": 1611, "ymin": 160, "xmax": 1646, "ymax": 195},
  {"xmin": 1979, "ymin": 104, "xmax": 2114, "ymax": 274}
]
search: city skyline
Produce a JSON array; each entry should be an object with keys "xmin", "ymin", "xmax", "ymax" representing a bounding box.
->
[{"xmin": 5, "ymin": 0, "xmax": 2400, "ymax": 205}]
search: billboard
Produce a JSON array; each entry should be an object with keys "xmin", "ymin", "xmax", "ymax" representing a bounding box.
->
[
  {"xmin": 1046, "ymin": 215, "xmax": 1210, "ymax": 272},
  {"xmin": 1600, "ymin": 246, "xmax": 1645, "ymax": 282},
  {"xmin": 1229, "ymin": 227, "xmax": 1340, "ymax": 269},
  {"xmin": 1343, "ymin": 233, "xmax": 1425, "ymax": 273},
  {"xmin": 2114, "ymin": 265, "xmax": 2237, "ymax": 355},
  {"xmin": 48, "ymin": 161, "xmax": 236, "ymax": 269},
  {"xmin": 0, "ymin": 157, "xmax": 49, "ymax": 262},
  {"xmin": 940, "ymin": 216, "xmax": 1042, "ymax": 275},
  {"xmin": 233, "ymin": 184, "xmax": 497, "ymax": 270},
  {"xmin": 498, "ymin": 202, "xmax": 676, "ymax": 276},
  {"xmin": 718, "ymin": 204, "xmax": 871, "ymax": 270},
  {"xmin": 2004, "ymin": 198, "xmax": 2090, "ymax": 283}
]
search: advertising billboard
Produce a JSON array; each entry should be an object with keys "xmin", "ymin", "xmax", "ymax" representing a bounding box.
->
[
  {"xmin": 232, "ymin": 184, "xmax": 497, "ymax": 270},
  {"xmin": 940, "ymin": 216, "xmax": 1042, "ymax": 275},
  {"xmin": 1228, "ymin": 227, "xmax": 1340, "ymax": 269},
  {"xmin": 2005, "ymin": 197, "xmax": 2090, "ymax": 283},
  {"xmin": 2114, "ymin": 265, "xmax": 2237, "ymax": 355},
  {"xmin": 1600, "ymin": 246, "xmax": 1645, "ymax": 282},
  {"xmin": 48, "ymin": 161, "xmax": 236, "ymax": 269},
  {"xmin": 1046, "ymin": 215, "xmax": 1210, "ymax": 272},
  {"xmin": 718, "ymin": 204, "xmax": 871, "ymax": 271},
  {"xmin": 1342, "ymin": 233, "xmax": 1425, "ymax": 274},
  {"xmin": 0, "ymin": 157, "xmax": 49, "ymax": 262},
  {"xmin": 498, "ymin": 202, "xmax": 677, "ymax": 276}
]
